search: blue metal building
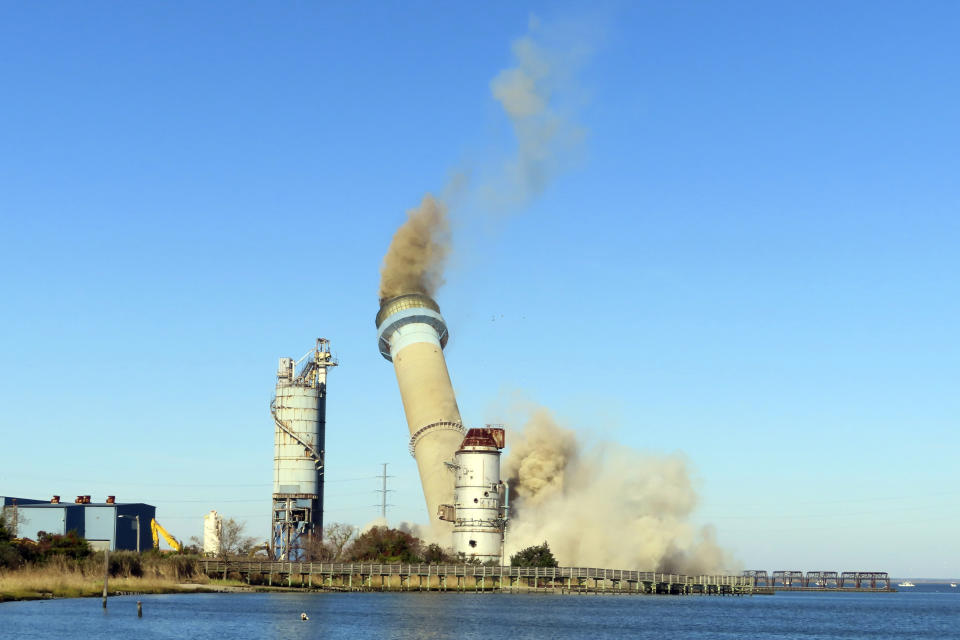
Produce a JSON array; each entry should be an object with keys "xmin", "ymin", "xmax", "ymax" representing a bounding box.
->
[{"xmin": 1, "ymin": 496, "xmax": 155, "ymax": 552}]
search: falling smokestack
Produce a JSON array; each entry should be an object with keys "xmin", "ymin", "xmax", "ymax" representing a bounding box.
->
[{"xmin": 376, "ymin": 293, "xmax": 465, "ymax": 525}]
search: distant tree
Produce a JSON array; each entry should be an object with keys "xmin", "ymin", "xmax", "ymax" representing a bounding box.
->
[
  {"xmin": 322, "ymin": 522, "xmax": 356, "ymax": 561},
  {"xmin": 186, "ymin": 535, "xmax": 204, "ymax": 555},
  {"xmin": 457, "ymin": 552, "xmax": 483, "ymax": 565},
  {"xmin": 343, "ymin": 526, "xmax": 422, "ymax": 563},
  {"xmin": 218, "ymin": 518, "xmax": 257, "ymax": 557},
  {"xmin": 422, "ymin": 543, "xmax": 455, "ymax": 564},
  {"xmin": 0, "ymin": 513, "xmax": 20, "ymax": 569},
  {"xmin": 0, "ymin": 528, "xmax": 91, "ymax": 566},
  {"xmin": 297, "ymin": 522, "xmax": 354, "ymax": 561},
  {"xmin": 510, "ymin": 541, "xmax": 558, "ymax": 568},
  {"xmin": 208, "ymin": 518, "xmax": 256, "ymax": 579},
  {"xmin": 0, "ymin": 543, "xmax": 19, "ymax": 569},
  {"xmin": 0, "ymin": 513, "xmax": 11, "ymax": 543},
  {"xmin": 323, "ymin": 525, "xmax": 458, "ymax": 564},
  {"xmin": 36, "ymin": 530, "xmax": 91, "ymax": 560}
]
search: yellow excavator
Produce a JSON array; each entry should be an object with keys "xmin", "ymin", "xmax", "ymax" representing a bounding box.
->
[{"xmin": 150, "ymin": 518, "xmax": 183, "ymax": 552}]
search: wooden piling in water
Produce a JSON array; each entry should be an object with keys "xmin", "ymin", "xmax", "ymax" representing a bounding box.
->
[{"xmin": 102, "ymin": 547, "xmax": 109, "ymax": 609}]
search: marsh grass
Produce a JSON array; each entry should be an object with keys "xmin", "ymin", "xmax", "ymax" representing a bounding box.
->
[{"xmin": 0, "ymin": 553, "xmax": 209, "ymax": 601}]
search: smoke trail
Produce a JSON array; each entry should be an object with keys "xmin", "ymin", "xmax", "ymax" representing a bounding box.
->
[
  {"xmin": 503, "ymin": 408, "xmax": 734, "ymax": 573},
  {"xmin": 378, "ymin": 193, "xmax": 450, "ymax": 300},
  {"xmin": 486, "ymin": 19, "xmax": 587, "ymax": 209},
  {"xmin": 378, "ymin": 18, "xmax": 588, "ymax": 298}
]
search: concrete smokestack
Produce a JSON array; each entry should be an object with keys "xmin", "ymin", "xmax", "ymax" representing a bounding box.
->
[{"xmin": 376, "ymin": 293, "xmax": 465, "ymax": 524}]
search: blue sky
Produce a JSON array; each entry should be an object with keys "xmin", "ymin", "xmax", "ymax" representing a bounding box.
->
[{"xmin": 1, "ymin": 2, "xmax": 957, "ymax": 577}]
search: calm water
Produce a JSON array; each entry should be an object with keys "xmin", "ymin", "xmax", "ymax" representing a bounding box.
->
[{"xmin": 2, "ymin": 585, "xmax": 959, "ymax": 639}]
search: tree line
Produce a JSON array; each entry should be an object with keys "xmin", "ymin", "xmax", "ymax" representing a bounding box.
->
[
  {"xmin": 0, "ymin": 515, "xmax": 91, "ymax": 569},
  {"xmin": 2, "ymin": 512, "xmax": 558, "ymax": 568},
  {"xmin": 300, "ymin": 523, "xmax": 558, "ymax": 568}
]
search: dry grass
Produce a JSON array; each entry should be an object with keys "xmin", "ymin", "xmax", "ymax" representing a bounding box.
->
[
  {"xmin": 0, "ymin": 554, "xmax": 211, "ymax": 602},
  {"xmin": 0, "ymin": 568, "xmax": 98, "ymax": 600}
]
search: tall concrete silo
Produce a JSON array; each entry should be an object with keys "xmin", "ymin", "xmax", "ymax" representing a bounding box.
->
[
  {"xmin": 271, "ymin": 338, "xmax": 337, "ymax": 561},
  {"xmin": 375, "ymin": 294, "xmax": 465, "ymax": 528},
  {"xmin": 203, "ymin": 510, "xmax": 222, "ymax": 556}
]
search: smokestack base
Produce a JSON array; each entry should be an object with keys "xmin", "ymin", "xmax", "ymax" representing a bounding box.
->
[{"xmin": 376, "ymin": 293, "xmax": 449, "ymax": 361}]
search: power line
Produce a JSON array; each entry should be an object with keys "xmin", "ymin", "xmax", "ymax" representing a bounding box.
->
[
  {"xmin": 149, "ymin": 490, "xmax": 379, "ymax": 504},
  {"xmin": 160, "ymin": 505, "xmax": 379, "ymax": 520},
  {"xmin": 2, "ymin": 476, "xmax": 382, "ymax": 488}
]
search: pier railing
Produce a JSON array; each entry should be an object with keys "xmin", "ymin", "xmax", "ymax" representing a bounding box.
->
[{"xmin": 199, "ymin": 560, "xmax": 757, "ymax": 595}]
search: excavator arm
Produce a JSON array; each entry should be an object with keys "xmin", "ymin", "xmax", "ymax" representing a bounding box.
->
[{"xmin": 150, "ymin": 518, "xmax": 183, "ymax": 552}]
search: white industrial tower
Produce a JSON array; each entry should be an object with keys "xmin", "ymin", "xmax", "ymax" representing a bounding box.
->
[
  {"xmin": 270, "ymin": 338, "xmax": 337, "ymax": 561},
  {"xmin": 440, "ymin": 427, "xmax": 509, "ymax": 562}
]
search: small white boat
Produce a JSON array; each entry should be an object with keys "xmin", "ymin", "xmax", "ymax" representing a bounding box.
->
[
  {"xmin": 898, "ymin": 581, "xmax": 915, "ymax": 587},
  {"xmin": 951, "ymin": 583, "xmax": 957, "ymax": 588}
]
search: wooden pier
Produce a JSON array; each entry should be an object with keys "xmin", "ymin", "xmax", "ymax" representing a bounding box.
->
[
  {"xmin": 744, "ymin": 570, "xmax": 896, "ymax": 592},
  {"xmin": 200, "ymin": 561, "xmax": 759, "ymax": 595}
]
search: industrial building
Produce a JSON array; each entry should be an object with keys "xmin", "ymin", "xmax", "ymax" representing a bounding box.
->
[{"xmin": 1, "ymin": 496, "xmax": 155, "ymax": 552}]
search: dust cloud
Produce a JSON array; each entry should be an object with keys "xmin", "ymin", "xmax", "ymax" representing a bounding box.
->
[
  {"xmin": 378, "ymin": 194, "xmax": 450, "ymax": 300},
  {"xmin": 502, "ymin": 407, "xmax": 734, "ymax": 574}
]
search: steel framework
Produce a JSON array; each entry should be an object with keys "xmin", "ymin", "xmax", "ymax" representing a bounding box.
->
[
  {"xmin": 805, "ymin": 571, "xmax": 839, "ymax": 587},
  {"xmin": 743, "ymin": 570, "xmax": 770, "ymax": 587},
  {"xmin": 840, "ymin": 571, "xmax": 891, "ymax": 589},
  {"xmin": 745, "ymin": 570, "xmax": 893, "ymax": 590},
  {"xmin": 772, "ymin": 570, "xmax": 804, "ymax": 587}
]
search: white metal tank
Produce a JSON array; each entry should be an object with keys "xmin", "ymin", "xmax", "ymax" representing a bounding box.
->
[
  {"xmin": 445, "ymin": 427, "xmax": 507, "ymax": 562},
  {"xmin": 203, "ymin": 510, "xmax": 222, "ymax": 556},
  {"xmin": 273, "ymin": 383, "xmax": 322, "ymax": 497},
  {"xmin": 271, "ymin": 339, "xmax": 336, "ymax": 561}
]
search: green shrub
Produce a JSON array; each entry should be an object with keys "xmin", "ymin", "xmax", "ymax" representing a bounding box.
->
[
  {"xmin": 0, "ymin": 515, "xmax": 21, "ymax": 569},
  {"xmin": 342, "ymin": 526, "xmax": 458, "ymax": 563},
  {"xmin": 36, "ymin": 531, "xmax": 91, "ymax": 560},
  {"xmin": 510, "ymin": 541, "xmax": 558, "ymax": 567},
  {"xmin": 106, "ymin": 551, "xmax": 143, "ymax": 577}
]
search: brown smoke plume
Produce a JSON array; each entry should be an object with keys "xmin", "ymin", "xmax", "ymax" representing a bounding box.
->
[
  {"xmin": 503, "ymin": 408, "xmax": 734, "ymax": 574},
  {"xmin": 378, "ymin": 18, "xmax": 588, "ymax": 298},
  {"xmin": 378, "ymin": 193, "xmax": 451, "ymax": 300}
]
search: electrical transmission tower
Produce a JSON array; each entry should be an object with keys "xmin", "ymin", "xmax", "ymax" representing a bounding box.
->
[{"xmin": 374, "ymin": 463, "xmax": 394, "ymax": 521}]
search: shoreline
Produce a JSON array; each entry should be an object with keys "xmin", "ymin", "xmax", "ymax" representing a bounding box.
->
[
  {"xmin": 0, "ymin": 581, "xmax": 320, "ymax": 603},
  {"xmin": 0, "ymin": 583, "xmax": 218, "ymax": 603}
]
